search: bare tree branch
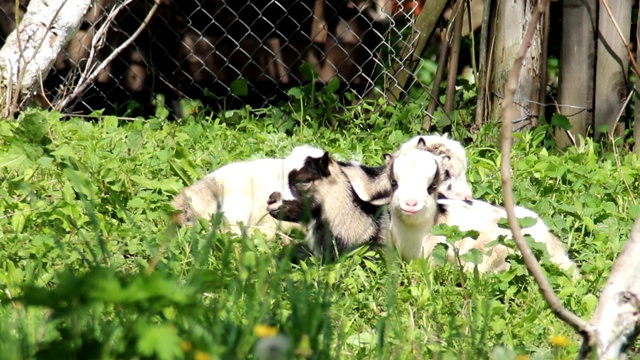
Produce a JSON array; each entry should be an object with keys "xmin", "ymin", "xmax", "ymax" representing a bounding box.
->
[
  {"xmin": 54, "ymin": 0, "xmax": 161, "ymax": 111},
  {"xmin": 0, "ymin": 0, "xmax": 92, "ymax": 117},
  {"xmin": 499, "ymin": 0, "xmax": 593, "ymax": 336}
]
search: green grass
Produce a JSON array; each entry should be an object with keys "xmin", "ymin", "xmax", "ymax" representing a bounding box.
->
[{"xmin": 0, "ymin": 102, "xmax": 639, "ymax": 359}]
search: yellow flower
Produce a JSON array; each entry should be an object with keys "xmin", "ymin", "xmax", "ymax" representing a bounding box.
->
[
  {"xmin": 550, "ymin": 334, "xmax": 571, "ymax": 347},
  {"xmin": 194, "ymin": 350, "xmax": 210, "ymax": 360},
  {"xmin": 254, "ymin": 324, "xmax": 279, "ymax": 338},
  {"xmin": 181, "ymin": 341, "xmax": 193, "ymax": 352},
  {"xmin": 516, "ymin": 355, "xmax": 530, "ymax": 360}
]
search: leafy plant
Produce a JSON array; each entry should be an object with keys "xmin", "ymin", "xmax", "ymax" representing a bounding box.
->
[{"xmin": 0, "ymin": 103, "xmax": 637, "ymax": 359}]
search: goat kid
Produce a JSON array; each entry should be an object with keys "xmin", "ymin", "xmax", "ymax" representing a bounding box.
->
[
  {"xmin": 388, "ymin": 142, "xmax": 577, "ymax": 275},
  {"xmin": 267, "ymin": 133, "xmax": 474, "ymax": 225},
  {"xmin": 402, "ymin": 134, "xmax": 574, "ymax": 268},
  {"xmin": 268, "ymin": 151, "xmax": 389, "ymax": 261},
  {"xmin": 171, "ymin": 145, "xmax": 325, "ymax": 238},
  {"xmin": 399, "ymin": 133, "xmax": 472, "ymax": 201}
]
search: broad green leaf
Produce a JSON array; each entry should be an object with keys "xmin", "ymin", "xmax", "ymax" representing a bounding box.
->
[
  {"xmin": 230, "ymin": 78, "xmax": 248, "ymax": 97},
  {"xmin": 324, "ymin": 77, "xmax": 340, "ymax": 94},
  {"xmin": 130, "ymin": 175, "xmax": 183, "ymax": 192},
  {"xmin": 0, "ymin": 153, "xmax": 27, "ymax": 170},
  {"xmin": 551, "ymin": 113, "xmax": 572, "ymax": 130},
  {"xmin": 11, "ymin": 211, "xmax": 26, "ymax": 233},
  {"xmin": 431, "ymin": 243, "xmax": 449, "ymax": 266},
  {"xmin": 104, "ymin": 116, "xmax": 119, "ymax": 128},
  {"xmin": 517, "ymin": 216, "xmax": 538, "ymax": 229},
  {"xmin": 460, "ymin": 248, "xmax": 483, "ymax": 265},
  {"xmin": 136, "ymin": 323, "xmax": 183, "ymax": 360}
]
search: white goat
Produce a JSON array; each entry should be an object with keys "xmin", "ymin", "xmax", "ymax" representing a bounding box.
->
[
  {"xmin": 388, "ymin": 142, "xmax": 578, "ymax": 275},
  {"xmin": 399, "ymin": 134, "xmax": 472, "ymax": 200},
  {"xmin": 171, "ymin": 145, "xmax": 325, "ymax": 238}
]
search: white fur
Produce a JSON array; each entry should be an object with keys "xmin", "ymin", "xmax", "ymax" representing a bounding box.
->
[
  {"xmin": 388, "ymin": 150, "xmax": 441, "ymax": 260},
  {"xmin": 399, "ymin": 134, "xmax": 473, "ymax": 200},
  {"xmin": 388, "ymin": 148, "xmax": 578, "ymax": 275},
  {"xmin": 434, "ymin": 199, "xmax": 577, "ymax": 274},
  {"xmin": 171, "ymin": 145, "xmax": 324, "ymax": 238}
]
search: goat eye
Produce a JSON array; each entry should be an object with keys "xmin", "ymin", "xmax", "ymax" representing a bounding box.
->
[
  {"xmin": 441, "ymin": 155, "xmax": 451, "ymax": 161},
  {"xmin": 444, "ymin": 170, "xmax": 451, "ymax": 180},
  {"xmin": 298, "ymin": 179, "xmax": 311, "ymax": 186},
  {"xmin": 427, "ymin": 183, "xmax": 437, "ymax": 194}
]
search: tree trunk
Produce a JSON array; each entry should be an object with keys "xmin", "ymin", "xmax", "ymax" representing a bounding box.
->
[
  {"xmin": 0, "ymin": 0, "xmax": 92, "ymax": 116},
  {"xmin": 555, "ymin": 0, "xmax": 596, "ymax": 147},
  {"xmin": 593, "ymin": 0, "xmax": 632, "ymax": 139},
  {"xmin": 634, "ymin": 20, "xmax": 640, "ymax": 156},
  {"xmin": 582, "ymin": 214, "xmax": 640, "ymax": 359},
  {"xmin": 489, "ymin": 0, "xmax": 546, "ymax": 131}
]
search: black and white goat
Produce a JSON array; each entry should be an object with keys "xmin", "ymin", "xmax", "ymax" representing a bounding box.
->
[
  {"xmin": 267, "ymin": 151, "xmax": 389, "ymax": 260},
  {"xmin": 387, "ymin": 141, "xmax": 578, "ymax": 275}
]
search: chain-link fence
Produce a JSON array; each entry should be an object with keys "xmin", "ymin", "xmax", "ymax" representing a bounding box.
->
[{"xmin": 0, "ymin": 0, "xmax": 433, "ymax": 115}]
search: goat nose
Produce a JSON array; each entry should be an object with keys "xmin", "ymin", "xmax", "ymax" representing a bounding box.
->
[
  {"xmin": 267, "ymin": 192, "xmax": 282, "ymax": 205},
  {"xmin": 463, "ymin": 194, "xmax": 472, "ymax": 201},
  {"xmin": 405, "ymin": 199, "xmax": 418, "ymax": 207}
]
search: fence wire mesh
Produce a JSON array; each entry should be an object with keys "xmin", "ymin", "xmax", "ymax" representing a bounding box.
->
[{"xmin": 0, "ymin": 0, "xmax": 433, "ymax": 115}]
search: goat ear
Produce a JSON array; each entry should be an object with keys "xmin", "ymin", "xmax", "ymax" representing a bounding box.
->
[
  {"xmin": 416, "ymin": 137, "xmax": 427, "ymax": 149},
  {"xmin": 383, "ymin": 153, "xmax": 392, "ymax": 164},
  {"xmin": 318, "ymin": 152, "xmax": 331, "ymax": 176}
]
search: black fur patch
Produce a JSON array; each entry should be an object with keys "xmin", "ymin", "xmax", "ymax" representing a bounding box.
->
[
  {"xmin": 388, "ymin": 161, "xmax": 398, "ymax": 191},
  {"xmin": 269, "ymin": 199, "xmax": 314, "ymax": 223},
  {"xmin": 368, "ymin": 189, "xmax": 392, "ymax": 203},
  {"xmin": 287, "ymin": 157, "xmax": 323, "ymax": 196},
  {"xmin": 428, "ymin": 166, "xmax": 441, "ymax": 195},
  {"xmin": 359, "ymin": 164, "xmax": 386, "ymax": 178},
  {"xmin": 336, "ymin": 161, "xmax": 385, "ymax": 179},
  {"xmin": 437, "ymin": 202, "xmax": 447, "ymax": 216},
  {"xmin": 350, "ymin": 186, "xmax": 384, "ymax": 217}
]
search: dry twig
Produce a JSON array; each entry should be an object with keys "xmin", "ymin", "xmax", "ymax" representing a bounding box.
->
[
  {"xmin": 473, "ymin": 0, "xmax": 491, "ymax": 126},
  {"xmin": 607, "ymin": 89, "xmax": 637, "ymax": 205},
  {"xmin": 498, "ymin": 0, "xmax": 593, "ymax": 336},
  {"xmin": 599, "ymin": 0, "xmax": 640, "ymax": 77},
  {"xmin": 424, "ymin": 24, "xmax": 449, "ymax": 129},
  {"xmin": 54, "ymin": 0, "xmax": 161, "ymax": 111},
  {"xmin": 443, "ymin": 0, "xmax": 465, "ymax": 115}
]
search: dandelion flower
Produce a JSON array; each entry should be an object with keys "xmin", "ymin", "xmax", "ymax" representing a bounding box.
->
[
  {"xmin": 550, "ymin": 334, "xmax": 571, "ymax": 347},
  {"xmin": 194, "ymin": 350, "xmax": 210, "ymax": 360},
  {"xmin": 254, "ymin": 325, "xmax": 279, "ymax": 338}
]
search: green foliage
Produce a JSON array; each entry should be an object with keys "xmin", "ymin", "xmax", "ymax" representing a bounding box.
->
[{"xmin": 0, "ymin": 102, "xmax": 638, "ymax": 359}]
